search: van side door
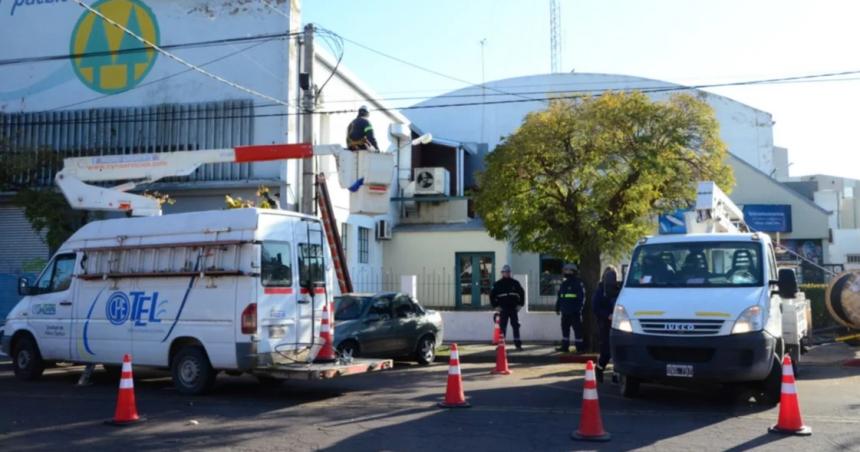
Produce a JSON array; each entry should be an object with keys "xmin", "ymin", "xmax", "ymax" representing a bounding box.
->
[{"xmin": 28, "ymin": 253, "xmax": 77, "ymax": 361}]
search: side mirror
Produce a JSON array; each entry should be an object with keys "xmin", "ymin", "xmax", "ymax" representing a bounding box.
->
[
  {"xmin": 777, "ymin": 268, "xmax": 799, "ymax": 299},
  {"xmin": 18, "ymin": 277, "xmax": 32, "ymax": 296}
]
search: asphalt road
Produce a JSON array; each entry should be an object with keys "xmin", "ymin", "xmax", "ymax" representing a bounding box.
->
[{"xmin": 0, "ymin": 351, "xmax": 858, "ymax": 451}]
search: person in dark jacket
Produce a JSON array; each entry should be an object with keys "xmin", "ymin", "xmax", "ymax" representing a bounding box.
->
[
  {"xmin": 593, "ymin": 266, "xmax": 620, "ymax": 382},
  {"xmin": 555, "ymin": 263, "xmax": 586, "ymax": 352},
  {"xmin": 490, "ymin": 264, "xmax": 525, "ymax": 350},
  {"xmin": 346, "ymin": 105, "xmax": 379, "ymax": 151}
]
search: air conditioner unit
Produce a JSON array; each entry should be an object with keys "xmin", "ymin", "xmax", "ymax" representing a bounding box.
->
[
  {"xmin": 375, "ymin": 219, "xmax": 392, "ymax": 240},
  {"xmin": 413, "ymin": 167, "xmax": 450, "ymax": 196}
]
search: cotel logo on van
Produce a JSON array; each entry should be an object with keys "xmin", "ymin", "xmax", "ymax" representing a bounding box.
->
[{"xmin": 106, "ymin": 291, "xmax": 165, "ymax": 326}]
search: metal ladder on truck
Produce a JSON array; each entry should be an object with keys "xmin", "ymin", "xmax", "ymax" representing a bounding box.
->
[{"xmin": 315, "ymin": 173, "xmax": 353, "ymax": 294}]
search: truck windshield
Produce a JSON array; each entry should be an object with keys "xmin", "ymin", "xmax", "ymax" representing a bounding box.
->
[{"xmin": 627, "ymin": 241, "xmax": 763, "ymax": 288}]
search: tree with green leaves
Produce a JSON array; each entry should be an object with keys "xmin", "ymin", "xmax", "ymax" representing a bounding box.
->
[
  {"xmin": 0, "ymin": 138, "xmax": 89, "ymax": 254},
  {"xmin": 474, "ymin": 91, "xmax": 734, "ymax": 347}
]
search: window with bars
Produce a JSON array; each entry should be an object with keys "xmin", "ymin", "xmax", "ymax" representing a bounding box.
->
[
  {"xmin": 358, "ymin": 226, "xmax": 370, "ymax": 264},
  {"xmin": 847, "ymin": 254, "xmax": 860, "ymax": 264},
  {"xmin": 341, "ymin": 222, "xmax": 349, "ymax": 261}
]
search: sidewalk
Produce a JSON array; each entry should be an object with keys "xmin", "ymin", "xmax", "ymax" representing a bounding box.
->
[{"xmin": 436, "ymin": 342, "xmax": 599, "ymax": 365}]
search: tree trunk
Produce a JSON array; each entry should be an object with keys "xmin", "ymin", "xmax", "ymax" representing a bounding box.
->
[{"xmin": 579, "ymin": 243, "xmax": 602, "ymax": 353}]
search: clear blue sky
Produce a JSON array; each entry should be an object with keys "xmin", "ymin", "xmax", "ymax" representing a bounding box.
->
[{"xmin": 303, "ymin": 0, "xmax": 860, "ymax": 179}]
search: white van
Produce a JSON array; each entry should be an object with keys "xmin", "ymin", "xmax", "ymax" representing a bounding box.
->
[
  {"xmin": 611, "ymin": 232, "xmax": 810, "ymax": 403},
  {"xmin": 0, "ymin": 208, "xmax": 391, "ymax": 394}
]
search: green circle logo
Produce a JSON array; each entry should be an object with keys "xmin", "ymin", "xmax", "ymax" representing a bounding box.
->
[{"xmin": 70, "ymin": 0, "xmax": 160, "ymax": 94}]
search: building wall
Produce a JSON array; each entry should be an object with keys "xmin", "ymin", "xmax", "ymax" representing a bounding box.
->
[
  {"xmin": 728, "ymin": 155, "xmax": 830, "ymax": 242},
  {"xmin": 407, "ymin": 73, "xmax": 777, "ymax": 176},
  {"xmin": 383, "ymin": 229, "xmax": 509, "ymax": 308}
]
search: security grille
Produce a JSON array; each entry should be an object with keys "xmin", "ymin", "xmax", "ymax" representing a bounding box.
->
[
  {"xmin": 638, "ymin": 318, "xmax": 725, "ymax": 336},
  {"xmin": 0, "ymin": 99, "xmax": 255, "ymax": 187}
]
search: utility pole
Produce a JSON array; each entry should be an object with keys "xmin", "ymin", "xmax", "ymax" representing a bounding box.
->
[{"xmin": 300, "ymin": 23, "xmax": 315, "ymax": 215}]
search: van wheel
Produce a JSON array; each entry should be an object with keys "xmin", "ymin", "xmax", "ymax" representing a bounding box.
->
[
  {"xmin": 759, "ymin": 357, "xmax": 783, "ymax": 406},
  {"xmin": 415, "ymin": 335, "xmax": 436, "ymax": 365},
  {"xmin": 619, "ymin": 374, "xmax": 640, "ymax": 398},
  {"xmin": 172, "ymin": 346, "xmax": 216, "ymax": 395},
  {"xmin": 12, "ymin": 336, "xmax": 45, "ymax": 381}
]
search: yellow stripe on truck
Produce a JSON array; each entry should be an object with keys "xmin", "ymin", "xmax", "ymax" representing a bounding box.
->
[
  {"xmin": 695, "ymin": 311, "xmax": 732, "ymax": 318},
  {"xmin": 634, "ymin": 311, "xmax": 665, "ymax": 316}
]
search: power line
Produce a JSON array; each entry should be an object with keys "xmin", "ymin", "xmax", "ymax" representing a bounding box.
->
[
  {"xmin": 4, "ymin": 68, "xmax": 860, "ymax": 128},
  {"xmin": 47, "ymin": 38, "xmax": 281, "ymax": 111},
  {"xmin": 0, "ymin": 31, "xmax": 299, "ymax": 67},
  {"xmin": 72, "ymin": 0, "xmax": 292, "ymax": 108},
  {"xmin": 315, "ymin": 26, "xmax": 548, "ymax": 105}
]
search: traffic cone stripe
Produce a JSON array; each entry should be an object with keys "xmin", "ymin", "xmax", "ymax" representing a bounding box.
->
[
  {"xmin": 783, "ymin": 365, "xmax": 794, "ymax": 377},
  {"xmin": 320, "ymin": 322, "xmax": 330, "ymax": 333},
  {"xmin": 782, "ymin": 383, "xmax": 797, "ymax": 394},
  {"xmin": 583, "ymin": 388, "xmax": 598, "ymax": 400},
  {"xmin": 585, "ymin": 368, "xmax": 595, "ymax": 381},
  {"xmin": 119, "ymin": 378, "xmax": 134, "ymax": 389},
  {"xmin": 450, "ymin": 350, "xmax": 459, "ymax": 360},
  {"xmin": 122, "ymin": 361, "xmax": 132, "ymax": 373},
  {"xmin": 448, "ymin": 366, "xmax": 461, "ymax": 376}
]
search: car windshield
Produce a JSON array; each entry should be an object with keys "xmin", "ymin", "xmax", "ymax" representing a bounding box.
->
[
  {"xmin": 626, "ymin": 241, "xmax": 764, "ymax": 288},
  {"xmin": 334, "ymin": 296, "xmax": 371, "ymax": 321}
]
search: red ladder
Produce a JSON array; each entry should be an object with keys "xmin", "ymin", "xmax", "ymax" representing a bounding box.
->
[{"xmin": 315, "ymin": 173, "xmax": 353, "ymax": 294}]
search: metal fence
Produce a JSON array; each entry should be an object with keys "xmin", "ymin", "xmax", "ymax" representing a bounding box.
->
[{"xmin": 0, "ymin": 99, "xmax": 255, "ymax": 186}]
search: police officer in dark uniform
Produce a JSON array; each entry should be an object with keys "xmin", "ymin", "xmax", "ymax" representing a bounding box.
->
[
  {"xmin": 346, "ymin": 105, "xmax": 379, "ymax": 151},
  {"xmin": 490, "ymin": 264, "xmax": 525, "ymax": 350},
  {"xmin": 555, "ymin": 263, "xmax": 586, "ymax": 352},
  {"xmin": 592, "ymin": 266, "xmax": 620, "ymax": 382}
]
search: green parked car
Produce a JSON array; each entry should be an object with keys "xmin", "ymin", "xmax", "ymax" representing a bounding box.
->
[{"xmin": 333, "ymin": 292, "xmax": 443, "ymax": 365}]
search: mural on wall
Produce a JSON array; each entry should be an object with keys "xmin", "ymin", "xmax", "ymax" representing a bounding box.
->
[{"xmin": 70, "ymin": 0, "xmax": 160, "ymax": 94}]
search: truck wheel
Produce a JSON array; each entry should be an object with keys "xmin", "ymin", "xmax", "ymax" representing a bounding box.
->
[
  {"xmin": 619, "ymin": 374, "xmax": 640, "ymax": 398},
  {"xmin": 171, "ymin": 346, "xmax": 216, "ymax": 395},
  {"xmin": 415, "ymin": 335, "xmax": 436, "ymax": 365},
  {"xmin": 786, "ymin": 344, "xmax": 800, "ymax": 378},
  {"xmin": 12, "ymin": 336, "xmax": 45, "ymax": 381},
  {"xmin": 759, "ymin": 357, "xmax": 783, "ymax": 406}
]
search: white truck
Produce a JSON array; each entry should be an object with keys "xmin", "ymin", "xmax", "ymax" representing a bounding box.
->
[
  {"xmin": 610, "ymin": 182, "xmax": 811, "ymax": 403},
  {"xmin": 0, "ymin": 141, "xmax": 416, "ymax": 394}
]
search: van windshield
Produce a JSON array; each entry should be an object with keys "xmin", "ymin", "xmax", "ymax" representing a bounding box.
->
[{"xmin": 627, "ymin": 241, "xmax": 764, "ymax": 288}]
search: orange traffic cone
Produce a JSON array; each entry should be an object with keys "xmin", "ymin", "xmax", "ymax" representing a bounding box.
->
[
  {"xmin": 438, "ymin": 343, "xmax": 470, "ymax": 408},
  {"xmin": 315, "ymin": 300, "xmax": 336, "ymax": 362},
  {"xmin": 572, "ymin": 360, "xmax": 610, "ymax": 442},
  {"xmin": 769, "ymin": 355, "xmax": 812, "ymax": 436},
  {"xmin": 491, "ymin": 338, "xmax": 512, "ymax": 375},
  {"xmin": 105, "ymin": 354, "xmax": 145, "ymax": 426},
  {"xmin": 492, "ymin": 313, "xmax": 501, "ymax": 345}
]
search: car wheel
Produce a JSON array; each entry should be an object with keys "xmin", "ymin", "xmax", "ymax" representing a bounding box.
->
[
  {"xmin": 415, "ymin": 335, "xmax": 436, "ymax": 365},
  {"xmin": 171, "ymin": 346, "xmax": 216, "ymax": 395},
  {"xmin": 12, "ymin": 336, "xmax": 45, "ymax": 381},
  {"xmin": 619, "ymin": 374, "xmax": 640, "ymax": 398},
  {"xmin": 337, "ymin": 340, "xmax": 359, "ymax": 359}
]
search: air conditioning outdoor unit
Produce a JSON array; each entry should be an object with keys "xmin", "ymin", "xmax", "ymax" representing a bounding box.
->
[
  {"xmin": 375, "ymin": 219, "xmax": 392, "ymax": 240},
  {"xmin": 413, "ymin": 167, "xmax": 450, "ymax": 196}
]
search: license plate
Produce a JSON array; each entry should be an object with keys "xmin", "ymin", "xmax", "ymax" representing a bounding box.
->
[{"xmin": 666, "ymin": 364, "xmax": 694, "ymax": 378}]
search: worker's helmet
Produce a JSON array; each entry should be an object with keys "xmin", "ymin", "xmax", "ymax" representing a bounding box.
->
[
  {"xmin": 563, "ymin": 263, "xmax": 578, "ymax": 274},
  {"xmin": 358, "ymin": 105, "xmax": 370, "ymax": 115}
]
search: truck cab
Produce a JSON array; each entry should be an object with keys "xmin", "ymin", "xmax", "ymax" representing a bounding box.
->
[{"xmin": 610, "ymin": 182, "xmax": 810, "ymax": 402}]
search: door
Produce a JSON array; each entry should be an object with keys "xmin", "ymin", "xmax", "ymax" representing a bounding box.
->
[
  {"xmin": 391, "ymin": 294, "xmax": 421, "ymax": 354},
  {"xmin": 456, "ymin": 253, "xmax": 494, "ymax": 308},
  {"xmin": 28, "ymin": 253, "xmax": 76, "ymax": 361},
  {"xmin": 359, "ymin": 295, "xmax": 396, "ymax": 355},
  {"xmin": 296, "ymin": 225, "xmax": 327, "ymax": 350}
]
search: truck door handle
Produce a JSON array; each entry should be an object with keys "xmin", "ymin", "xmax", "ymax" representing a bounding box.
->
[{"xmin": 60, "ymin": 301, "xmax": 72, "ymax": 306}]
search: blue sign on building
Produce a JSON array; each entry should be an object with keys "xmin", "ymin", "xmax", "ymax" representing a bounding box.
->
[
  {"xmin": 742, "ymin": 204, "xmax": 792, "ymax": 233},
  {"xmin": 658, "ymin": 209, "xmax": 688, "ymax": 234}
]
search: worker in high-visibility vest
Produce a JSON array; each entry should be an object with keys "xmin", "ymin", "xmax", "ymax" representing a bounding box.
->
[
  {"xmin": 346, "ymin": 105, "xmax": 379, "ymax": 151},
  {"xmin": 555, "ymin": 263, "xmax": 586, "ymax": 353}
]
